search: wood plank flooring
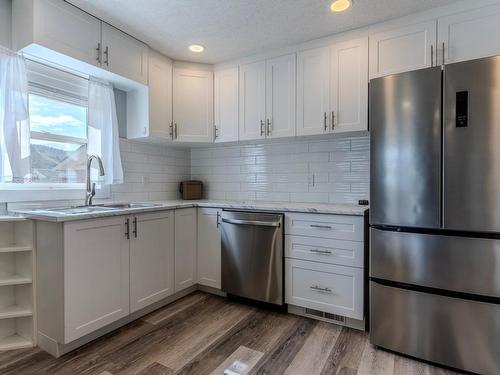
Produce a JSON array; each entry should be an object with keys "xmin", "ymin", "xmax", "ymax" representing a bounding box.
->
[{"xmin": 0, "ymin": 292, "xmax": 463, "ymax": 375}]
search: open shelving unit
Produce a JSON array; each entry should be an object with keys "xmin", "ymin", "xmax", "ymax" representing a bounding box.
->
[{"xmin": 0, "ymin": 218, "xmax": 35, "ymax": 351}]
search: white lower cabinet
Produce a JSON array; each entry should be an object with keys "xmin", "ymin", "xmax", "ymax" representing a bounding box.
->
[
  {"xmin": 285, "ymin": 259, "xmax": 363, "ymax": 320},
  {"xmin": 130, "ymin": 211, "xmax": 175, "ymax": 313},
  {"xmin": 174, "ymin": 208, "xmax": 197, "ymax": 292},
  {"xmin": 197, "ymin": 208, "xmax": 221, "ymax": 289},
  {"xmin": 64, "ymin": 217, "xmax": 130, "ymax": 343}
]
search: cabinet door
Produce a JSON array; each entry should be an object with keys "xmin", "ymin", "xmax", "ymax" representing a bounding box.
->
[
  {"xmin": 148, "ymin": 49, "xmax": 173, "ymax": 139},
  {"xmin": 101, "ymin": 22, "xmax": 149, "ymax": 84},
  {"xmin": 130, "ymin": 212, "xmax": 174, "ymax": 313},
  {"xmin": 296, "ymin": 47, "xmax": 330, "ymax": 136},
  {"xmin": 266, "ymin": 54, "xmax": 296, "ymax": 139},
  {"xmin": 197, "ymin": 208, "xmax": 221, "ymax": 289},
  {"xmin": 64, "ymin": 217, "xmax": 129, "ymax": 343},
  {"xmin": 214, "ymin": 67, "xmax": 239, "ymax": 143},
  {"xmin": 438, "ymin": 4, "xmax": 500, "ymax": 65},
  {"xmin": 239, "ymin": 60, "xmax": 266, "ymax": 141},
  {"xmin": 369, "ymin": 20, "xmax": 437, "ymax": 78},
  {"xmin": 173, "ymin": 68, "xmax": 214, "ymax": 143},
  {"xmin": 174, "ymin": 208, "xmax": 197, "ymax": 292},
  {"xmin": 330, "ymin": 37, "xmax": 368, "ymax": 133},
  {"xmin": 35, "ymin": 0, "xmax": 101, "ymax": 67}
]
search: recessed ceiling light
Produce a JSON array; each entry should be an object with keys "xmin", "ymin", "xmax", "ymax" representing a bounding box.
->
[
  {"xmin": 330, "ymin": 0, "xmax": 352, "ymax": 12},
  {"xmin": 189, "ymin": 44, "xmax": 205, "ymax": 53}
]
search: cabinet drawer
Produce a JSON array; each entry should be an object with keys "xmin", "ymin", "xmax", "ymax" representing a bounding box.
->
[
  {"xmin": 285, "ymin": 259, "xmax": 363, "ymax": 320},
  {"xmin": 285, "ymin": 235, "xmax": 363, "ymax": 268},
  {"xmin": 285, "ymin": 213, "xmax": 363, "ymax": 241}
]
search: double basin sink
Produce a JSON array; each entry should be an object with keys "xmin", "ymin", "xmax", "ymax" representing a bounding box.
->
[{"xmin": 32, "ymin": 203, "xmax": 163, "ymax": 216}]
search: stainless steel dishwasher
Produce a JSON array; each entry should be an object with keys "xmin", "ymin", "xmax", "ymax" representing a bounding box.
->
[{"xmin": 221, "ymin": 210, "xmax": 284, "ymax": 305}]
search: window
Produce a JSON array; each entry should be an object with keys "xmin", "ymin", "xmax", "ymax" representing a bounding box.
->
[{"xmin": 1, "ymin": 60, "xmax": 90, "ymax": 186}]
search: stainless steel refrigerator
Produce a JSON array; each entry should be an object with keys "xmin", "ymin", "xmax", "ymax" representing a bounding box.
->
[{"xmin": 369, "ymin": 56, "xmax": 500, "ymax": 375}]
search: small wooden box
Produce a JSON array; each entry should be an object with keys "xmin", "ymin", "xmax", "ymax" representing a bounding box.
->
[{"xmin": 179, "ymin": 180, "xmax": 203, "ymax": 200}]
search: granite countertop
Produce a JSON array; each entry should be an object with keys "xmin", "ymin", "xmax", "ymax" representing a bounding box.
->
[{"xmin": 13, "ymin": 200, "xmax": 368, "ymax": 222}]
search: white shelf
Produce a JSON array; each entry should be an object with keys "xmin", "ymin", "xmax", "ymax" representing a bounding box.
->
[
  {"xmin": 0, "ymin": 246, "xmax": 32, "ymax": 254},
  {"xmin": 0, "ymin": 305, "xmax": 32, "ymax": 320},
  {"xmin": 0, "ymin": 334, "xmax": 33, "ymax": 350},
  {"xmin": 0, "ymin": 275, "xmax": 32, "ymax": 287}
]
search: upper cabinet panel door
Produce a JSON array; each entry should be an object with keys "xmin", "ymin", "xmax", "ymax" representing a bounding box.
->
[
  {"xmin": 35, "ymin": 0, "xmax": 101, "ymax": 67},
  {"xmin": 369, "ymin": 20, "xmax": 437, "ymax": 79},
  {"xmin": 173, "ymin": 68, "xmax": 214, "ymax": 143},
  {"xmin": 297, "ymin": 47, "xmax": 330, "ymax": 136},
  {"xmin": 438, "ymin": 4, "xmax": 500, "ymax": 65},
  {"xmin": 330, "ymin": 37, "xmax": 368, "ymax": 133},
  {"xmin": 130, "ymin": 212, "xmax": 174, "ymax": 313},
  {"xmin": 266, "ymin": 54, "xmax": 296, "ymax": 139},
  {"xmin": 148, "ymin": 50, "xmax": 173, "ymax": 139},
  {"xmin": 101, "ymin": 22, "xmax": 149, "ymax": 84},
  {"xmin": 214, "ymin": 67, "xmax": 239, "ymax": 143},
  {"xmin": 239, "ymin": 60, "xmax": 266, "ymax": 141}
]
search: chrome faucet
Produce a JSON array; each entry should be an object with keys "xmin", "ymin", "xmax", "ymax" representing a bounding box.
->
[{"xmin": 85, "ymin": 155, "xmax": 105, "ymax": 206}]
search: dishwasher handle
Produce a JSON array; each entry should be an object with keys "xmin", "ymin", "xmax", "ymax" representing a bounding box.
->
[{"xmin": 221, "ymin": 217, "xmax": 281, "ymax": 227}]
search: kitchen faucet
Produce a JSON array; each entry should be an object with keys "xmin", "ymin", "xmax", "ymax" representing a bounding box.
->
[{"xmin": 85, "ymin": 155, "xmax": 105, "ymax": 206}]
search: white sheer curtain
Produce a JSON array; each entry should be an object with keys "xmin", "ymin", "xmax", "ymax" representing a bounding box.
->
[
  {"xmin": 87, "ymin": 76, "xmax": 123, "ymax": 185},
  {"xmin": 0, "ymin": 47, "xmax": 31, "ymax": 183}
]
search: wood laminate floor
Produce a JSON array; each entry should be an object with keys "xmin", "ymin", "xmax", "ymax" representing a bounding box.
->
[{"xmin": 0, "ymin": 292, "xmax": 462, "ymax": 375}]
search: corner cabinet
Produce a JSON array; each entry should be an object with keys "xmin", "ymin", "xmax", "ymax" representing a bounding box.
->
[
  {"xmin": 197, "ymin": 208, "xmax": 221, "ymax": 289},
  {"xmin": 297, "ymin": 37, "xmax": 368, "ymax": 136},
  {"xmin": 239, "ymin": 54, "xmax": 296, "ymax": 141},
  {"xmin": 174, "ymin": 208, "xmax": 197, "ymax": 292},
  {"xmin": 173, "ymin": 67, "xmax": 214, "ymax": 143}
]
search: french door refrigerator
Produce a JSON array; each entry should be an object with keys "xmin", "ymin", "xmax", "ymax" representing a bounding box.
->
[{"xmin": 369, "ymin": 56, "xmax": 500, "ymax": 375}]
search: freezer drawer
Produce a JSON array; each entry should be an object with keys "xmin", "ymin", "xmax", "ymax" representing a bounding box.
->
[
  {"xmin": 370, "ymin": 282, "xmax": 500, "ymax": 375},
  {"xmin": 285, "ymin": 259, "xmax": 364, "ymax": 320},
  {"xmin": 371, "ymin": 228, "xmax": 500, "ymax": 298}
]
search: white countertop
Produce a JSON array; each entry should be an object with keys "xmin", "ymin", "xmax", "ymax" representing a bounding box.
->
[{"xmin": 13, "ymin": 200, "xmax": 368, "ymax": 222}]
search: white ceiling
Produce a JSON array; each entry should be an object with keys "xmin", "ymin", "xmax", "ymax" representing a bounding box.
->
[{"xmin": 67, "ymin": 0, "xmax": 457, "ymax": 64}]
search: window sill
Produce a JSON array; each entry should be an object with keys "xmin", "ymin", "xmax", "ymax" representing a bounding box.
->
[{"xmin": 0, "ymin": 184, "xmax": 111, "ymax": 203}]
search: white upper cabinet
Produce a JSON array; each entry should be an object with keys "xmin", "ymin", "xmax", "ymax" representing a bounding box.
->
[
  {"xmin": 197, "ymin": 208, "xmax": 222, "ymax": 289},
  {"xmin": 173, "ymin": 67, "xmax": 214, "ymax": 143},
  {"xmin": 438, "ymin": 4, "xmax": 500, "ymax": 65},
  {"xmin": 214, "ymin": 67, "xmax": 239, "ymax": 143},
  {"xmin": 130, "ymin": 212, "xmax": 174, "ymax": 313},
  {"xmin": 297, "ymin": 47, "xmax": 330, "ymax": 136},
  {"xmin": 13, "ymin": 0, "xmax": 101, "ymax": 67},
  {"xmin": 147, "ymin": 49, "xmax": 173, "ymax": 139},
  {"xmin": 63, "ymin": 217, "xmax": 129, "ymax": 343},
  {"xmin": 239, "ymin": 60, "xmax": 267, "ymax": 141},
  {"xmin": 265, "ymin": 54, "xmax": 296, "ymax": 139},
  {"xmin": 369, "ymin": 20, "xmax": 437, "ymax": 78},
  {"xmin": 330, "ymin": 37, "xmax": 368, "ymax": 133},
  {"xmin": 101, "ymin": 23, "xmax": 149, "ymax": 85},
  {"xmin": 174, "ymin": 208, "xmax": 197, "ymax": 293}
]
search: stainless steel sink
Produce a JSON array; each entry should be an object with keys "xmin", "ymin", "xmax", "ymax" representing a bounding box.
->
[
  {"xmin": 31, "ymin": 202, "xmax": 163, "ymax": 216},
  {"xmin": 100, "ymin": 203, "xmax": 162, "ymax": 209}
]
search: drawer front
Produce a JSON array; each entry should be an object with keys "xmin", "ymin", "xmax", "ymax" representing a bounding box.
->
[
  {"xmin": 285, "ymin": 235, "xmax": 364, "ymax": 268},
  {"xmin": 285, "ymin": 213, "xmax": 363, "ymax": 241},
  {"xmin": 285, "ymin": 259, "xmax": 363, "ymax": 320}
]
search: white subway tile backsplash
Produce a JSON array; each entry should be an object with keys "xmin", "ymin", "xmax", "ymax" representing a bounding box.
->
[{"xmin": 192, "ymin": 135, "xmax": 369, "ymax": 204}]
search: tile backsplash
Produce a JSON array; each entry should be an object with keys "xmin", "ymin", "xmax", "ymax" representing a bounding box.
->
[{"xmin": 191, "ymin": 135, "xmax": 369, "ymax": 204}]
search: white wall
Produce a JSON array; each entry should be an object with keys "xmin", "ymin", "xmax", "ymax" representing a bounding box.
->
[
  {"xmin": 0, "ymin": 0, "xmax": 11, "ymax": 48},
  {"xmin": 191, "ymin": 135, "xmax": 369, "ymax": 204}
]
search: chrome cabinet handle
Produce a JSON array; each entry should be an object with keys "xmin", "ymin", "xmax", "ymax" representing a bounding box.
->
[
  {"xmin": 174, "ymin": 123, "xmax": 178, "ymax": 139},
  {"xmin": 266, "ymin": 119, "xmax": 271, "ymax": 136},
  {"xmin": 431, "ymin": 44, "xmax": 434, "ymax": 67},
  {"xmin": 260, "ymin": 120, "xmax": 265, "ymax": 136},
  {"xmin": 132, "ymin": 217, "xmax": 138, "ymax": 238},
  {"xmin": 310, "ymin": 224, "xmax": 332, "ymax": 229},
  {"xmin": 216, "ymin": 211, "xmax": 221, "ymax": 228},
  {"xmin": 309, "ymin": 249, "xmax": 332, "ymax": 255},
  {"xmin": 310, "ymin": 285, "xmax": 332, "ymax": 293},
  {"xmin": 125, "ymin": 218, "xmax": 130, "ymax": 239},
  {"xmin": 323, "ymin": 112, "xmax": 328, "ymax": 131},
  {"xmin": 331, "ymin": 111, "xmax": 335, "ymax": 131},
  {"xmin": 169, "ymin": 122, "xmax": 174, "ymax": 139},
  {"xmin": 96, "ymin": 42, "xmax": 101, "ymax": 63},
  {"xmin": 214, "ymin": 125, "xmax": 218, "ymax": 140},
  {"xmin": 104, "ymin": 46, "xmax": 109, "ymax": 66}
]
